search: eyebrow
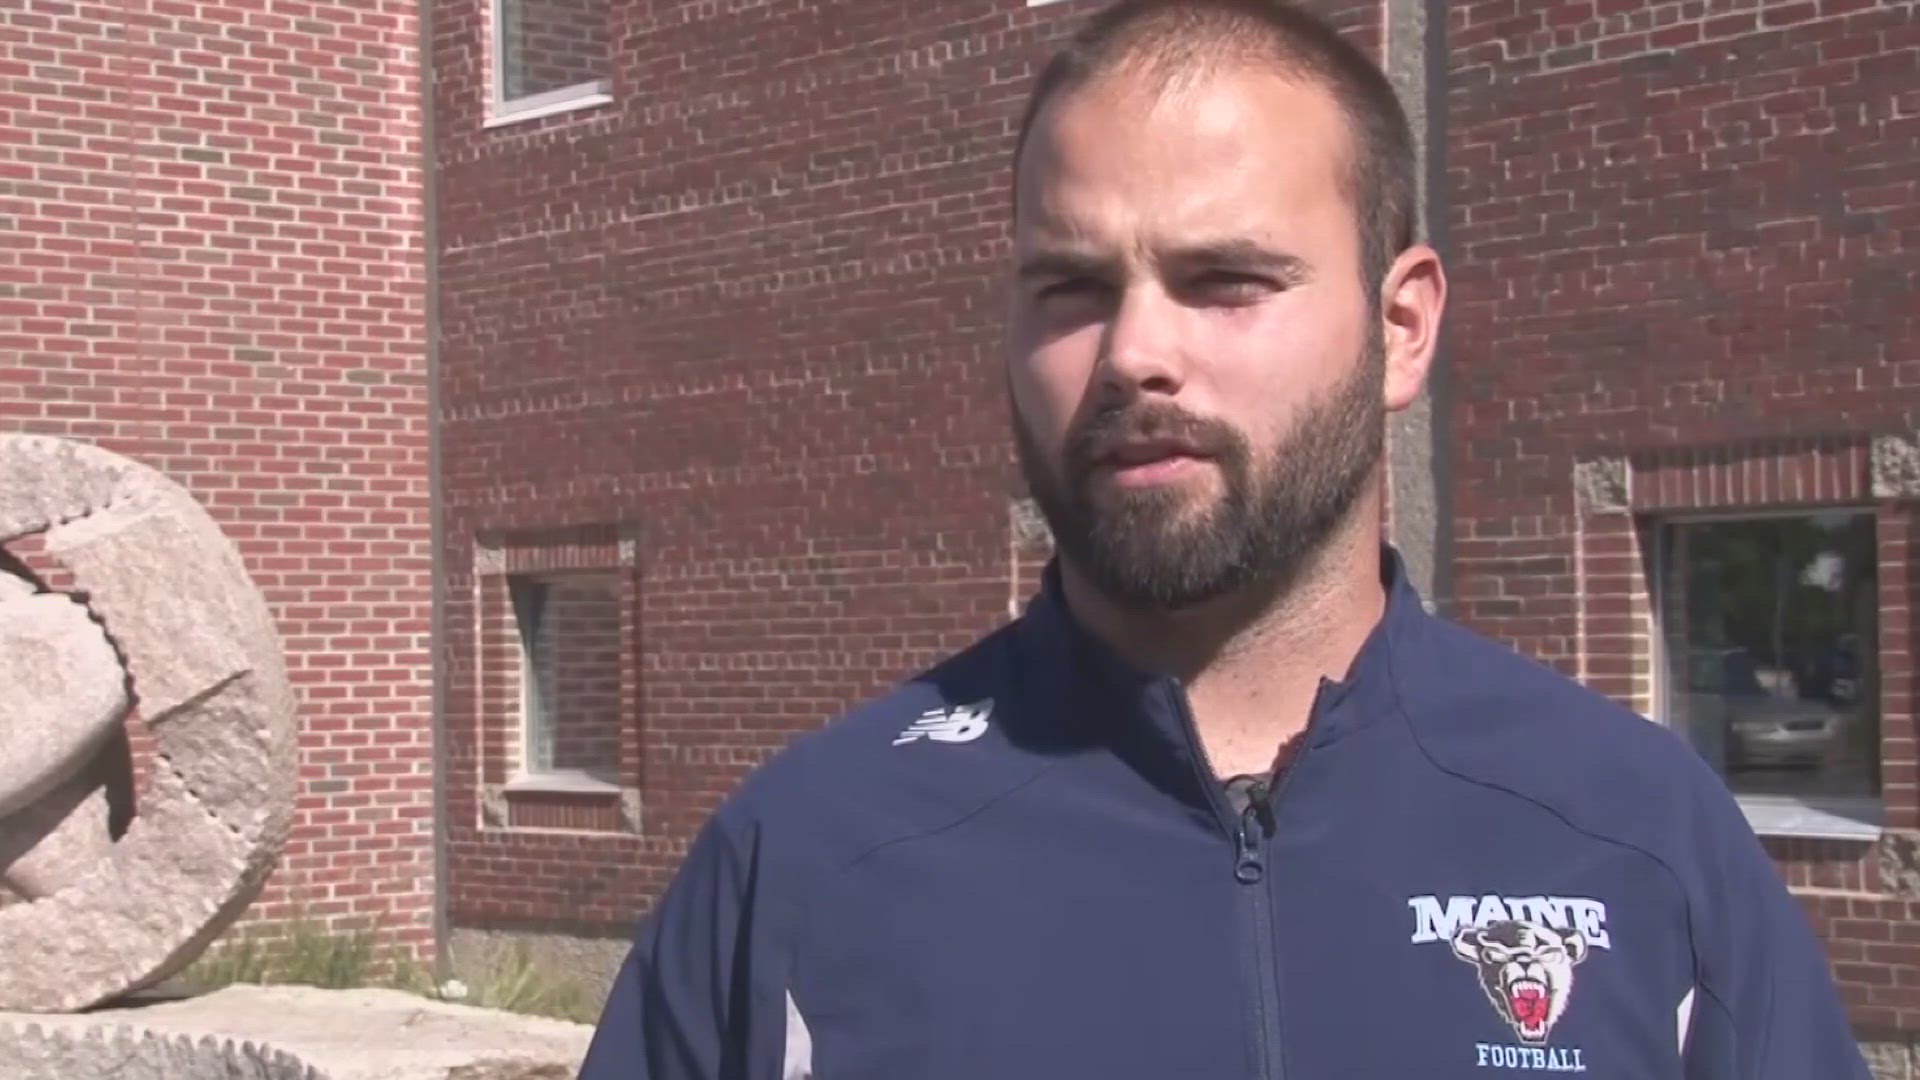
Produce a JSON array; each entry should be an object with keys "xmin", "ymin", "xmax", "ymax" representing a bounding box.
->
[
  {"xmin": 1015, "ymin": 249, "xmax": 1119, "ymax": 284},
  {"xmin": 1163, "ymin": 239, "xmax": 1312, "ymax": 280},
  {"xmin": 1015, "ymin": 239, "xmax": 1311, "ymax": 283}
]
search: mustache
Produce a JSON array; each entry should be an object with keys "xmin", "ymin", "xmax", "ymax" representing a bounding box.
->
[{"xmin": 1064, "ymin": 403, "xmax": 1243, "ymax": 476}]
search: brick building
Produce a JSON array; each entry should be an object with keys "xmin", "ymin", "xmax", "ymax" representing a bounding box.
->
[
  {"xmin": 0, "ymin": 0, "xmax": 437, "ymax": 956},
  {"xmin": 427, "ymin": 0, "xmax": 1920, "ymax": 1064},
  {"xmin": 1445, "ymin": 0, "xmax": 1920, "ymax": 1063},
  {"xmin": 7, "ymin": 0, "xmax": 1920, "ymax": 1068}
]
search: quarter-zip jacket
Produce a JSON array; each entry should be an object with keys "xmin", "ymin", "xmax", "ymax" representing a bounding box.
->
[{"xmin": 579, "ymin": 551, "xmax": 1870, "ymax": 1079}]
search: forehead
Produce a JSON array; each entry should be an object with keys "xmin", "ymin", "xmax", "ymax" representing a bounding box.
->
[{"xmin": 1013, "ymin": 63, "xmax": 1354, "ymax": 252}]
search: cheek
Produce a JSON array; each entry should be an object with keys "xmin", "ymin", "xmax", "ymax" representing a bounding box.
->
[
  {"xmin": 1216, "ymin": 300, "xmax": 1367, "ymax": 408},
  {"xmin": 1008, "ymin": 325, "xmax": 1102, "ymax": 447},
  {"xmin": 1233, "ymin": 299, "xmax": 1354, "ymax": 374},
  {"xmin": 1194, "ymin": 308, "xmax": 1331, "ymax": 430}
]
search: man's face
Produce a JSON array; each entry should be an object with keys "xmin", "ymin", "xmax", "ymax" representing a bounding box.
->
[{"xmin": 1008, "ymin": 64, "xmax": 1384, "ymax": 611}]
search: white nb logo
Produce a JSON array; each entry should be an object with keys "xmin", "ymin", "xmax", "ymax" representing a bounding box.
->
[{"xmin": 893, "ymin": 701, "xmax": 992, "ymax": 747}]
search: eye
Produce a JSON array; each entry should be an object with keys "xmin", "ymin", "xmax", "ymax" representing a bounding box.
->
[
  {"xmin": 1482, "ymin": 946, "xmax": 1511, "ymax": 964},
  {"xmin": 1035, "ymin": 277, "xmax": 1109, "ymax": 302},
  {"xmin": 1182, "ymin": 270, "xmax": 1274, "ymax": 303}
]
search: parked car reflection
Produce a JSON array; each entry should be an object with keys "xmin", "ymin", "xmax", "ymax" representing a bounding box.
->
[{"xmin": 1685, "ymin": 647, "xmax": 1847, "ymax": 771}]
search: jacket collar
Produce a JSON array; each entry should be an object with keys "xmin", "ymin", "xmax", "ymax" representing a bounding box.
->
[{"xmin": 1017, "ymin": 546, "xmax": 1419, "ymax": 805}]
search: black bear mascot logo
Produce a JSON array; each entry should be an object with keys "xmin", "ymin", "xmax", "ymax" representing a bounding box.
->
[{"xmin": 1451, "ymin": 919, "xmax": 1589, "ymax": 1045}]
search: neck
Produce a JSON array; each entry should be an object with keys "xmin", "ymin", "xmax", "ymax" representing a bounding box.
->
[{"xmin": 1060, "ymin": 490, "xmax": 1389, "ymax": 778}]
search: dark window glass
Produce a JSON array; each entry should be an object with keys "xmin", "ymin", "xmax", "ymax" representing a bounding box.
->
[{"xmin": 1660, "ymin": 512, "xmax": 1879, "ymax": 799}]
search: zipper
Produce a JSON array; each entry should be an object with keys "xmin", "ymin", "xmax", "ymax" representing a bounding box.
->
[
  {"xmin": 1235, "ymin": 779, "xmax": 1285, "ymax": 1080},
  {"xmin": 1167, "ymin": 682, "xmax": 1295, "ymax": 1080},
  {"xmin": 1169, "ymin": 678, "xmax": 1337, "ymax": 1080}
]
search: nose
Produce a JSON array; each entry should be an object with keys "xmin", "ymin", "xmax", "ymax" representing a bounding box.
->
[{"xmin": 1097, "ymin": 284, "xmax": 1188, "ymax": 399}]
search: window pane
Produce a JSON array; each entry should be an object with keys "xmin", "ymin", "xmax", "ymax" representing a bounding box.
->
[
  {"xmin": 497, "ymin": 0, "xmax": 608, "ymax": 102},
  {"xmin": 1661, "ymin": 513, "xmax": 1879, "ymax": 799},
  {"xmin": 514, "ymin": 573, "xmax": 623, "ymax": 779}
]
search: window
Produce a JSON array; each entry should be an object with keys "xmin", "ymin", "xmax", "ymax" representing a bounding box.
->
[
  {"xmin": 472, "ymin": 527, "xmax": 638, "ymax": 833},
  {"xmin": 1657, "ymin": 512, "xmax": 1880, "ymax": 812},
  {"xmin": 489, "ymin": 0, "xmax": 611, "ymax": 126},
  {"xmin": 510, "ymin": 572, "xmax": 623, "ymax": 783}
]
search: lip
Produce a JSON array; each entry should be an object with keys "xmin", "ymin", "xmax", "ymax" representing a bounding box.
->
[
  {"xmin": 1098, "ymin": 438, "xmax": 1207, "ymax": 469},
  {"xmin": 1093, "ymin": 441, "xmax": 1211, "ymax": 487}
]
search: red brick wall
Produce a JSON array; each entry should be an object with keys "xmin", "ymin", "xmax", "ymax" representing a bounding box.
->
[
  {"xmin": 1446, "ymin": 0, "xmax": 1920, "ymax": 1038},
  {"xmin": 431, "ymin": 0, "xmax": 1385, "ymax": 934},
  {"xmin": 0, "ymin": 0, "xmax": 435, "ymax": 953}
]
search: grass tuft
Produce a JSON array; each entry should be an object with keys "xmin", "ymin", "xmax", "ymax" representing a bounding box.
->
[{"xmin": 175, "ymin": 913, "xmax": 601, "ymax": 1024}]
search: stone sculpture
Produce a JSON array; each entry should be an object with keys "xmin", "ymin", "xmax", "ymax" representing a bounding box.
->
[
  {"xmin": 0, "ymin": 433, "xmax": 297, "ymax": 1012},
  {"xmin": 2, "ymin": 985, "xmax": 596, "ymax": 1080}
]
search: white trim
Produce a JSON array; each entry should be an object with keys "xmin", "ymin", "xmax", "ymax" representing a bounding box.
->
[
  {"xmin": 505, "ymin": 769, "xmax": 623, "ymax": 796},
  {"xmin": 1676, "ymin": 987, "xmax": 1696, "ymax": 1058},
  {"xmin": 783, "ymin": 991, "xmax": 814, "ymax": 1080},
  {"xmin": 491, "ymin": 0, "xmax": 506, "ymax": 112},
  {"xmin": 512, "ymin": 575, "xmax": 549, "ymax": 774},
  {"xmin": 1736, "ymin": 793, "xmax": 1882, "ymax": 841},
  {"xmin": 486, "ymin": 81, "xmax": 613, "ymax": 129},
  {"xmin": 1647, "ymin": 518, "xmax": 1670, "ymax": 723},
  {"xmin": 1026, "ymin": 0, "xmax": 1072, "ymax": 6}
]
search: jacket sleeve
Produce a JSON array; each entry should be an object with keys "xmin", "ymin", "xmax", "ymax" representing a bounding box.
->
[
  {"xmin": 1681, "ymin": 787, "xmax": 1870, "ymax": 1079},
  {"xmin": 578, "ymin": 810, "xmax": 777, "ymax": 1080}
]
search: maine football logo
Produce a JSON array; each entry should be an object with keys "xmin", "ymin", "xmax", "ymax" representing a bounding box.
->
[
  {"xmin": 1452, "ymin": 919, "xmax": 1589, "ymax": 1045},
  {"xmin": 1409, "ymin": 894, "xmax": 1607, "ymax": 1070}
]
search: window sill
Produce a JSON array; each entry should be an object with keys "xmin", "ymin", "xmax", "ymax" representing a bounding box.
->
[
  {"xmin": 504, "ymin": 770, "xmax": 622, "ymax": 796},
  {"xmin": 1737, "ymin": 793, "xmax": 1882, "ymax": 841},
  {"xmin": 485, "ymin": 82, "xmax": 613, "ymax": 129}
]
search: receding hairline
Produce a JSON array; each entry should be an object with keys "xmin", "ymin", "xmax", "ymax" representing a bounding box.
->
[
  {"xmin": 1010, "ymin": 0, "xmax": 1418, "ymax": 285},
  {"xmin": 1013, "ymin": 5, "xmax": 1380, "ymax": 172},
  {"xmin": 1067, "ymin": 14, "xmax": 1329, "ymax": 102},
  {"xmin": 1013, "ymin": 53, "xmax": 1362, "ymax": 190}
]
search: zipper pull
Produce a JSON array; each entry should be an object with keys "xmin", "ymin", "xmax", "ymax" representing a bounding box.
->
[
  {"xmin": 1234, "ymin": 780, "xmax": 1269, "ymax": 884},
  {"xmin": 1235, "ymin": 819, "xmax": 1264, "ymax": 883}
]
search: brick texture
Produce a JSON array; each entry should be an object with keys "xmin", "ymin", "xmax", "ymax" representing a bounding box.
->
[
  {"xmin": 431, "ymin": 0, "xmax": 1383, "ymax": 935},
  {"xmin": 0, "ymin": 0, "xmax": 435, "ymax": 952},
  {"xmin": 1448, "ymin": 0, "xmax": 1920, "ymax": 1039}
]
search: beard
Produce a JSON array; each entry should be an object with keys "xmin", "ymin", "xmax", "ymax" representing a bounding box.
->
[{"xmin": 1013, "ymin": 337, "xmax": 1384, "ymax": 612}]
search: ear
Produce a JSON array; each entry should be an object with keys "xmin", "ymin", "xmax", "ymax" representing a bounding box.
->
[
  {"xmin": 1452, "ymin": 928, "xmax": 1485, "ymax": 964},
  {"xmin": 1562, "ymin": 929, "xmax": 1590, "ymax": 965},
  {"xmin": 1377, "ymin": 243, "xmax": 1447, "ymax": 414}
]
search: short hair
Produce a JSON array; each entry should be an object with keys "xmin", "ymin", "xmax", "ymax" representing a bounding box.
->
[{"xmin": 1012, "ymin": 0, "xmax": 1417, "ymax": 298}]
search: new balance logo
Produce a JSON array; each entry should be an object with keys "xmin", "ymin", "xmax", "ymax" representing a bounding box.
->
[{"xmin": 893, "ymin": 700, "xmax": 993, "ymax": 746}]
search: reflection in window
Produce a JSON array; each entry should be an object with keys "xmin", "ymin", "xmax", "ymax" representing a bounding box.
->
[
  {"xmin": 1659, "ymin": 512, "xmax": 1878, "ymax": 800},
  {"xmin": 494, "ymin": 0, "xmax": 609, "ymax": 106},
  {"xmin": 510, "ymin": 572, "xmax": 622, "ymax": 780}
]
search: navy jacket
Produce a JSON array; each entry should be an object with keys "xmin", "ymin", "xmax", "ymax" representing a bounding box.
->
[{"xmin": 580, "ymin": 553, "xmax": 1869, "ymax": 1079}]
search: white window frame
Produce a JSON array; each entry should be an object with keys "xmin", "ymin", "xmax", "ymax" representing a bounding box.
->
[
  {"xmin": 509, "ymin": 572, "xmax": 622, "ymax": 793},
  {"xmin": 486, "ymin": 0, "xmax": 613, "ymax": 128},
  {"xmin": 1649, "ymin": 507, "xmax": 1883, "ymax": 841}
]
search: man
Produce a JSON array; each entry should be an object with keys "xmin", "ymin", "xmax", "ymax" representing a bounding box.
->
[{"xmin": 579, "ymin": 1, "xmax": 1870, "ymax": 1076}]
